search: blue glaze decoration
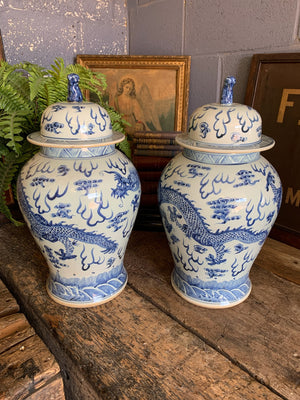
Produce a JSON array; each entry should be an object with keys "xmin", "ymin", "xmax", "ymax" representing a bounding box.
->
[
  {"xmin": 214, "ymin": 108, "xmax": 234, "ymax": 138},
  {"xmin": 172, "ymin": 269, "xmax": 251, "ymax": 305},
  {"xmin": 160, "ymin": 76, "xmax": 280, "ymax": 308},
  {"xmin": 67, "ymin": 73, "xmax": 83, "ymax": 102},
  {"xmin": 44, "ymin": 121, "xmax": 64, "ymax": 134},
  {"xmin": 221, "ymin": 76, "xmax": 236, "ymax": 105},
  {"xmin": 158, "ymin": 151, "xmax": 282, "ymax": 308},
  {"xmin": 17, "ymin": 73, "xmax": 140, "ymax": 308},
  {"xmin": 159, "ymin": 185, "xmax": 268, "ymax": 267},
  {"xmin": 48, "ymin": 263, "xmax": 127, "ymax": 303},
  {"xmin": 41, "ymin": 145, "xmax": 115, "ymax": 158},
  {"xmin": 183, "ymin": 148, "xmax": 260, "ymax": 165},
  {"xmin": 17, "ymin": 179, "xmax": 118, "ymax": 260}
]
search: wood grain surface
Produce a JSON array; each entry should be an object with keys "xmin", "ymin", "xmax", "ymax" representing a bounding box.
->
[
  {"xmin": 125, "ymin": 231, "xmax": 300, "ymax": 400},
  {"xmin": 0, "ymin": 278, "xmax": 65, "ymax": 400},
  {"xmin": 255, "ymin": 237, "xmax": 300, "ymax": 284},
  {"xmin": 0, "ymin": 280, "xmax": 19, "ymax": 318},
  {"xmin": 0, "ymin": 224, "xmax": 299, "ymax": 399}
]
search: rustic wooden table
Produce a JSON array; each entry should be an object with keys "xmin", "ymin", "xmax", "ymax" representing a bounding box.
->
[
  {"xmin": 0, "ymin": 222, "xmax": 299, "ymax": 400},
  {"xmin": 0, "ymin": 278, "xmax": 65, "ymax": 399}
]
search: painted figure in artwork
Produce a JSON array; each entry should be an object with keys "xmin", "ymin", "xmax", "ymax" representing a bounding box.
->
[
  {"xmin": 113, "ymin": 77, "xmax": 163, "ymax": 137},
  {"xmin": 113, "ymin": 77, "xmax": 146, "ymax": 137}
]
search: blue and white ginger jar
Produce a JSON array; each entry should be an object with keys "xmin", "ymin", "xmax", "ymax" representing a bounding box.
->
[
  {"xmin": 17, "ymin": 74, "xmax": 141, "ymax": 307},
  {"xmin": 158, "ymin": 76, "xmax": 282, "ymax": 308}
]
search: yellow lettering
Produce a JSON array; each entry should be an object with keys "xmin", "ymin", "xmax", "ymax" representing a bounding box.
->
[
  {"xmin": 277, "ymin": 88, "xmax": 300, "ymax": 124},
  {"xmin": 285, "ymin": 187, "xmax": 300, "ymax": 207}
]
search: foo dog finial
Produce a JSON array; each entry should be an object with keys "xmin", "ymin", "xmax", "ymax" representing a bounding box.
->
[
  {"xmin": 67, "ymin": 73, "xmax": 83, "ymax": 102},
  {"xmin": 221, "ymin": 76, "xmax": 236, "ymax": 105}
]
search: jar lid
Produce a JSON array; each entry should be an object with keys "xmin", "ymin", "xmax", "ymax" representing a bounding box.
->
[
  {"xmin": 176, "ymin": 76, "xmax": 274, "ymax": 153},
  {"xmin": 28, "ymin": 73, "xmax": 124, "ymax": 148}
]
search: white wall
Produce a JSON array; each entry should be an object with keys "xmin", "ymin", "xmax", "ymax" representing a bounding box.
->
[
  {"xmin": 0, "ymin": 0, "xmax": 128, "ymax": 67},
  {"xmin": 1, "ymin": 0, "xmax": 300, "ymax": 123},
  {"xmin": 127, "ymin": 0, "xmax": 300, "ymax": 118}
]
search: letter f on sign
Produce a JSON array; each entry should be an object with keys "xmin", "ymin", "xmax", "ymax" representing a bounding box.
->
[{"xmin": 277, "ymin": 88, "xmax": 300, "ymax": 124}]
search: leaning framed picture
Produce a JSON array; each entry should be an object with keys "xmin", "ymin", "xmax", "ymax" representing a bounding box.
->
[
  {"xmin": 245, "ymin": 53, "xmax": 300, "ymax": 248},
  {"xmin": 76, "ymin": 54, "xmax": 190, "ymax": 136},
  {"xmin": 76, "ymin": 55, "xmax": 191, "ymax": 228}
]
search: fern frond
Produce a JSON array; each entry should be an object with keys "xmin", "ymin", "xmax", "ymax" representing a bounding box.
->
[
  {"xmin": 0, "ymin": 112, "xmax": 28, "ymax": 154},
  {"xmin": 0, "ymin": 62, "xmax": 21, "ymax": 84},
  {"xmin": 15, "ymin": 140, "xmax": 39, "ymax": 164},
  {"xmin": 0, "ymin": 139, "xmax": 11, "ymax": 157},
  {"xmin": 0, "ymin": 78, "xmax": 33, "ymax": 114},
  {"xmin": 117, "ymin": 139, "xmax": 131, "ymax": 159},
  {"xmin": 49, "ymin": 58, "xmax": 67, "ymax": 81},
  {"xmin": 0, "ymin": 193, "xmax": 23, "ymax": 226},
  {"xmin": 0, "ymin": 58, "xmax": 131, "ymax": 225},
  {"xmin": 0, "ymin": 151, "xmax": 23, "ymax": 225},
  {"xmin": 41, "ymin": 79, "xmax": 68, "ymax": 107},
  {"xmin": 67, "ymin": 64, "xmax": 107, "ymax": 101},
  {"xmin": 29, "ymin": 75, "xmax": 48, "ymax": 101},
  {"xmin": 68, "ymin": 63, "xmax": 107, "ymax": 89}
]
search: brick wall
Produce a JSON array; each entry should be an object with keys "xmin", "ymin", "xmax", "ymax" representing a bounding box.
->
[
  {"xmin": 0, "ymin": 0, "xmax": 128, "ymax": 67},
  {"xmin": 1, "ymin": 0, "xmax": 300, "ymax": 120},
  {"xmin": 127, "ymin": 0, "xmax": 300, "ymax": 116}
]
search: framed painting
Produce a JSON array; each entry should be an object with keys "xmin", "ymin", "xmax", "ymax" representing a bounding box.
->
[
  {"xmin": 76, "ymin": 55, "xmax": 190, "ymax": 136},
  {"xmin": 76, "ymin": 55, "xmax": 191, "ymax": 229},
  {"xmin": 245, "ymin": 53, "xmax": 300, "ymax": 248}
]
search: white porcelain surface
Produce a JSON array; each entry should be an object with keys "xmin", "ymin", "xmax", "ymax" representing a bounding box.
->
[
  {"xmin": 17, "ymin": 73, "xmax": 141, "ymax": 307},
  {"xmin": 159, "ymin": 76, "xmax": 282, "ymax": 308},
  {"xmin": 28, "ymin": 101, "xmax": 124, "ymax": 148},
  {"xmin": 159, "ymin": 150, "xmax": 281, "ymax": 308},
  {"xmin": 18, "ymin": 146, "xmax": 141, "ymax": 307},
  {"xmin": 176, "ymin": 76, "xmax": 274, "ymax": 153}
]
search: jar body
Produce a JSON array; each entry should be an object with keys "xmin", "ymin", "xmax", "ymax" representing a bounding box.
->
[
  {"xmin": 158, "ymin": 149, "xmax": 282, "ymax": 308},
  {"xmin": 17, "ymin": 145, "xmax": 141, "ymax": 307}
]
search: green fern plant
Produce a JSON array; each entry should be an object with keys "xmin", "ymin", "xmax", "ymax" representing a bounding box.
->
[{"xmin": 0, "ymin": 57, "xmax": 130, "ymax": 225}]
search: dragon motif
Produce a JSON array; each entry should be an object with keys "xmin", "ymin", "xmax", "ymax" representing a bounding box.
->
[
  {"xmin": 266, "ymin": 171, "xmax": 282, "ymax": 214},
  {"xmin": 107, "ymin": 170, "xmax": 140, "ymax": 199},
  {"xmin": 159, "ymin": 185, "xmax": 268, "ymax": 265},
  {"xmin": 18, "ymin": 177, "xmax": 117, "ymax": 260}
]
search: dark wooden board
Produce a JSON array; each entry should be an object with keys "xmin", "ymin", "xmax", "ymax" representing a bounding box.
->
[
  {"xmin": 1, "ymin": 335, "xmax": 64, "ymax": 400},
  {"xmin": 0, "ymin": 278, "xmax": 65, "ymax": 399},
  {"xmin": 255, "ymin": 237, "xmax": 300, "ymax": 284},
  {"xmin": 0, "ymin": 280, "xmax": 19, "ymax": 318},
  {"xmin": 124, "ymin": 231, "xmax": 300, "ymax": 400},
  {"xmin": 0, "ymin": 224, "xmax": 286, "ymax": 400},
  {"xmin": 245, "ymin": 53, "xmax": 300, "ymax": 248}
]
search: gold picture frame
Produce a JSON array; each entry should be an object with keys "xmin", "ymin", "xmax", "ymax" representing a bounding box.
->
[
  {"xmin": 76, "ymin": 55, "xmax": 191, "ymax": 134},
  {"xmin": 76, "ymin": 55, "xmax": 191, "ymax": 228}
]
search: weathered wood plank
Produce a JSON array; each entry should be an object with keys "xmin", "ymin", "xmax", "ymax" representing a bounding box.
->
[
  {"xmin": 0, "ymin": 334, "xmax": 62, "ymax": 400},
  {"xmin": 255, "ymin": 237, "xmax": 300, "ymax": 284},
  {"xmin": 22, "ymin": 375, "xmax": 65, "ymax": 400},
  {"xmin": 0, "ymin": 224, "xmax": 283, "ymax": 400},
  {"xmin": 0, "ymin": 280, "xmax": 19, "ymax": 317},
  {"xmin": 124, "ymin": 230, "xmax": 300, "ymax": 400},
  {"xmin": 0, "ymin": 313, "xmax": 29, "ymax": 340},
  {"xmin": 0, "ymin": 274, "xmax": 65, "ymax": 399},
  {"xmin": 41, "ymin": 287, "xmax": 283, "ymax": 400},
  {"xmin": 0, "ymin": 325, "xmax": 35, "ymax": 354}
]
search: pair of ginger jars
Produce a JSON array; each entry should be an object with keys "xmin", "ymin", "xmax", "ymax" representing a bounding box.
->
[{"xmin": 17, "ymin": 75, "xmax": 282, "ymax": 309}]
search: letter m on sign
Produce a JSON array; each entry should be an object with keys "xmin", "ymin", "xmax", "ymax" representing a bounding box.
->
[{"xmin": 285, "ymin": 187, "xmax": 300, "ymax": 207}]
